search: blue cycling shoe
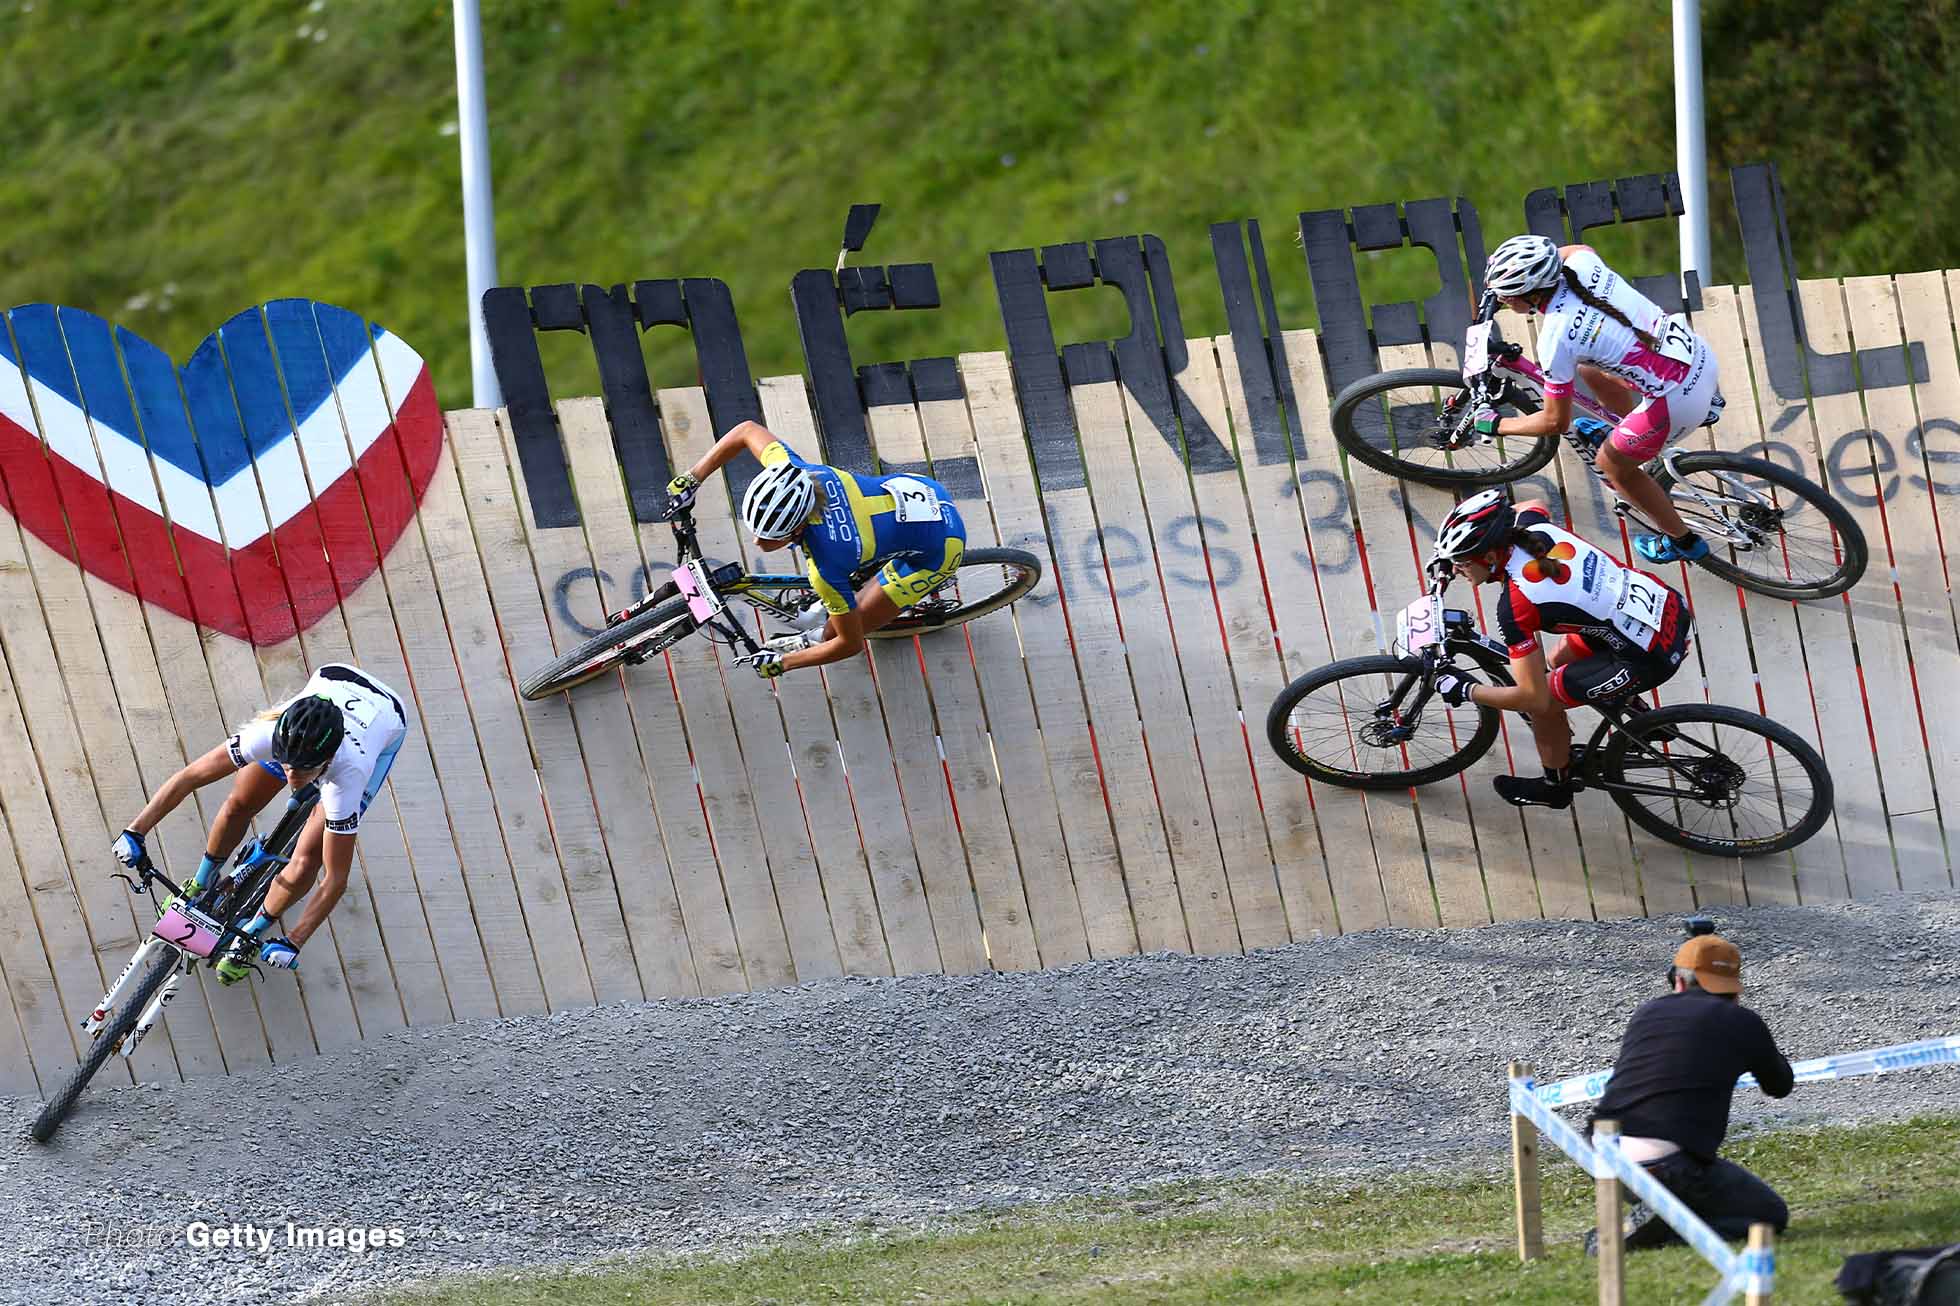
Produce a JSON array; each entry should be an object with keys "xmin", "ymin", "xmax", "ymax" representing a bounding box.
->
[{"xmin": 1634, "ymin": 533, "xmax": 1710, "ymax": 564}]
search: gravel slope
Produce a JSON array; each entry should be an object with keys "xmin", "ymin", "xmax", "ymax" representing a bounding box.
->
[{"xmin": 4, "ymin": 894, "xmax": 1956, "ymax": 1304}]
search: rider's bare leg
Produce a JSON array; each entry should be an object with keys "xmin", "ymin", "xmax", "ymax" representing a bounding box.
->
[
  {"xmin": 1577, "ymin": 365, "xmax": 1693, "ymax": 538},
  {"xmin": 1597, "ymin": 440, "xmax": 1691, "ymax": 538}
]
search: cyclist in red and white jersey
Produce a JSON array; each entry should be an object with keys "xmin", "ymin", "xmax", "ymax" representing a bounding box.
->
[
  {"xmin": 1469, "ymin": 234, "xmax": 1725, "ymax": 565},
  {"xmin": 1429, "ymin": 488, "xmax": 1693, "ymax": 809}
]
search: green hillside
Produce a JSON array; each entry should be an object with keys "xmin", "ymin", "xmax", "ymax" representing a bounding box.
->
[{"xmin": 2, "ymin": 0, "xmax": 1954, "ymax": 410}]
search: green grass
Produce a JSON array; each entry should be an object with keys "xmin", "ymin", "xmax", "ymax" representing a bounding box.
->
[
  {"xmin": 2, "ymin": 1, "xmax": 1954, "ymax": 412},
  {"xmin": 377, "ymin": 1115, "xmax": 1960, "ymax": 1305}
]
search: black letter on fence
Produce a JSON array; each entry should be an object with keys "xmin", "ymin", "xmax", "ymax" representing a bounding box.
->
[
  {"xmin": 790, "ymin": 255, "xmax": 983, "ymax": 494},
  {"xmin": 1211, "ymin": 220, "xmax": 1294, "ymax": 469},
  {"xmin": 1524, "ymin": 173, "xmax": 1700, "ymax": 314},
  {"xmin": 483, "ymin": 278, "xmax": 766, "ymax": 524},
  {"xmin": 1299, "ymin": 197, "xmax": 1487, "ymax": 400},
  {"xmin": 991, "ymin": 237, "xmax": 1233, "ymax": 494},
  {"xmin": 1732, "ymin": 162, "xmax": 1927, "ymax": 401}
]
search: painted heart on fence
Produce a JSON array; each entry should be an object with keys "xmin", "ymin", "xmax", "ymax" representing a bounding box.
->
[{"xmin": 0, "ymin": 299, "xmax": 441, "ymax": 645}]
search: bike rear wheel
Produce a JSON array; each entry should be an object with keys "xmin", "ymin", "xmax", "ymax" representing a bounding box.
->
[
  {"xmin": 1597, "ymin": 703, "xmax": 1834, "ymax": 857},
  {"xmin": 1331, "ymin": 367, "xmax": 1557, "ymax": 487},
  {"xmin": 28, "ymin": 949, "xmax": 176, "ymax": 1142},
  {"xmin": 868, "ymin": 547, "xmax": 1042, "ymax": 638},
  {"xmin": 1659, "ymin": 451, "xmax": 1867, "ymax": 600},
  {"xmin": 1266, "ymin": 654, "xmax": 1500, "ymax": 789},
  {"xmin": 519, "ymin": 595, "xmax": 697, "ymax": 699}
]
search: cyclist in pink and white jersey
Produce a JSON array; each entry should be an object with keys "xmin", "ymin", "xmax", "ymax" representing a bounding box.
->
[{"xmin": 1469, "ymin": 235, "xmax": 1725, "ymax": 565}]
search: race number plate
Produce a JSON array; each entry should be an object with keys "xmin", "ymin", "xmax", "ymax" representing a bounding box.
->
[
  {"xmin": 1394, "ymin": 594, "xmax": 1444, "ymax": 655},
  {"xmin": 1462, "ymin": 320, "xmax": 1494, "ymax": 378},
  {"xmin": 886, "ymin": 475, "xmax": 944, "ymax": 524},
  {"xmin": 673, "ymin": 558, "xmax": 726, "ymax": 623},
  {"xmin": 1617, "ymin": 571, "xmax": 1668, "ymax": 636},
  {"xmin": 151, "ymin": 901, "xmax": 225, "ymax": 958}
]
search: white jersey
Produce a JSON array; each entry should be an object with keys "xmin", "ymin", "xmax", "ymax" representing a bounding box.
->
[
  {"xmin": 228, "ymin": 663, "xmax": 410, "ymax": 834},
  {"xmin": 1536, "ymin": 247, "xmax": 1702, "ymax": 400}
]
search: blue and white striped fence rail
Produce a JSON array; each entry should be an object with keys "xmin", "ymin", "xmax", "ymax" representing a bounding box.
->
[
  {"xmin": 1533, "ymin": 1034, "xmax": 1960, "ymax": 1109},
  {"xmin": 1509, "ymin": 1076, "xmax": 1770, "ymax": 1305}
]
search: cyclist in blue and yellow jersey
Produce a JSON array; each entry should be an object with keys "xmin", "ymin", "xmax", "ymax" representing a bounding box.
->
[{"xmin": 664, "ymin": 420, "xmax": 966, "ymax": 678}]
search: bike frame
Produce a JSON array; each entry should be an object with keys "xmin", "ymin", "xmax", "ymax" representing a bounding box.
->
[
  {"xmin": 1393, "ymin": 577, "xmax": 1711, "ymax": 801},
  {"xmin": 1463, "ymin": 300, "xmax": 1769, "ymax": 546},
  {"xmin": 90, "ymin": 785, "xmax": 319, "ymax": 1058}
]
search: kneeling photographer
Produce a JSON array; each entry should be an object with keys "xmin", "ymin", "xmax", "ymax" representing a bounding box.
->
[{"xmin": 1587, "ymin": 918, "xmax": 1795, "ymax": 1251}]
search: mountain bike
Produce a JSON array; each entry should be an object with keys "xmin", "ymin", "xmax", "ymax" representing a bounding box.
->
[
  {"xmin": 1264, "ymin": 576, "xmax": 1834, "ymax": 858},
  {"xmin": 28, "ymin": 785, "xmax": 321, "ymax": 1142},
  {"xmin": 1328, "ymin": 291, "xmax": 1866, "ymax": 601},
  {"xmin": 520, "ymin": 504, "xmax": 1043, "ymax": 699}
]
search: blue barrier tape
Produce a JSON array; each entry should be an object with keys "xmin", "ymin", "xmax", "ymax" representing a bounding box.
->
[
  {"xmin": 1511, "ymin": 1076, "xmax": 1741, "ymax": 1293},
  {"xmin": 1535, "ymin": 1033, "xmax": 1960, "ymax": 1108}
]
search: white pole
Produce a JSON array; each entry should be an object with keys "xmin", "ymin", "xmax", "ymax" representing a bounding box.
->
[
  {"xmin": 454, "ymin": 0, "xmax": 502, "ymax": 408},
  {"xmin": 1673, "ymin": 0, "xmax": 1712, "ymax": 284}
]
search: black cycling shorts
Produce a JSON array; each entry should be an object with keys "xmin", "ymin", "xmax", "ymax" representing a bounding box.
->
[{"xmin": 1548, "ymin": 627, "xmax": 1690, "ymax": 708}]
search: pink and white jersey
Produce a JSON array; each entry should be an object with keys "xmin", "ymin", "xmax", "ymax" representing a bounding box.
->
[{"xmin": 1536, "ymin": 247, "xmax": 1701, "ymax": 400}]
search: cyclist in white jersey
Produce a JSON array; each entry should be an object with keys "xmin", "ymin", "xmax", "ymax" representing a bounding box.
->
[
  {"xmin": 1469, "ymin": 235, "xmax": 1726, "ymax": 565},
  {"xmin": 112, "ymin": 663, "xmax": 410, "ymax": 983},
  {"xmin": 1428, "ymin": 488, "xmax": 1693, "ymax": 809}
]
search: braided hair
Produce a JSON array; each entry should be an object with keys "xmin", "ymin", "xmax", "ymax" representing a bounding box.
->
[{"xmin": 1556, "ymin": 265, "xmax": 1661, "ymax": 352}]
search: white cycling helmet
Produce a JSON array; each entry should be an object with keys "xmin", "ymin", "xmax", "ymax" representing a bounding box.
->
[
  {"xmin": 1483, "ymin": 234, "xmax": 1564, "ymax": 299},
  {"xmin": 741, "ymin": 461, "xmax": 818, "ymax": 540}
]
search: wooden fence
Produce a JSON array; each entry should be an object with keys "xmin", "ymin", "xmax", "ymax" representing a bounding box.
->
[{"xmin": 2, "ymin": 272, "xmax": 1957, "ymax": 1094}]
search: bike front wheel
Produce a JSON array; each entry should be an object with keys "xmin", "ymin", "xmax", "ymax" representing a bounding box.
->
[
  {"xmin": 1659, "ymin": 451, "xmax": 1867, "ymax": 600},
  {"xmin": 1331, "ymin": 367, "xmax": 1557, "ymax": 487},
  {"xmin": 1266, "ymin": 654, "xmax": 1500, "ymax": 789},
  {"xmin": 29, "ymin": 949, "xmax": 176, "ymax": 1142},
  {"xmin": 869, "ymin": 547, "xmax": 1043, "ymax": 638},
  {"xmin": 519, "ymin": 595, "xmax": 697, "ymax": 699},
  {"xmin": 1598, "ymin": 703, "xmax": 1834, "ymax": 857}
]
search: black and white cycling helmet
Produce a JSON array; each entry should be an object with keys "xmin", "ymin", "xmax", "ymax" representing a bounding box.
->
[
  {"xmin": 1434, "ymin": 487, "xmax": 1516, "ymax": 561},
  {"xmin": 272, "ymin": 694, "xmax": 346, "ymax": 770},
  {"xmin": 1483, "ymin": 234, "xmax": 1563, "ymax": 299},
  {"xmin": 741, "ymin": 461, "xmax": 818, "ymax": 540}
]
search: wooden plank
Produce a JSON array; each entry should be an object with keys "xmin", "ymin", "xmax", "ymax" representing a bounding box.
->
[
  {"xmin": 1719, "ymin": 287, "xmax": 1855, "ymax": 902},
  {"xmin": 749, "ymin": 381, "xmax": 945, "ymax": 976},
  {"xmin": 1844, "ymin": 274, "xmax": 1957, "ymax": 893},
  {"xmin": 298, "ymin": 314, "xmax": 550, "ymax": 1016},
  {"xmin": 0, "ymin": 489, "xmax": 176, "ymax": 1084},
  {"xmin": 866, "ymin": 401, "xmax": 1034, "ymax": 970},
  {"xmin": 1797, "ymin": 279, "xmax": 1941, "ymax": 892},
  {"xmin": 745, "ymin": 382, "xmax": 899, "ymax": 976},
  {"xmin": 424, "ymin": 413, "xmax": 596, "ymax": 1010},
  {"xmin": 559, "ymin": 395, "xmax": 760, "ymax": 993},
  {"xmin": 450, "ymin": 408, "xmax": 643, "ymax": 1003},
  {"xmin": 277, "ymin": 336, "xmax": 502, "ymax": 1025},
  {"xmin": 915, "ymin": 389, "xmax": 1082, "ymax": 967},
  {"xmin": 1042, "ymin": 377, "xmax": 1195, "ymax": 952},
  {"xmin": 956, "ymin": 354, "xmax": 1138, "ymax": 956},
  {"xmin": 1670, "ymin": 287, "xmax": 1793, "ymax": 907},
  {"xmin": 24, "ymin": 315, "xmax": 283, "ymax": 1070},
  {"xmin": 258, "ymin": 439, "xmax": 442, "ymax": 1044},
  {"xmin": 1367, "ymin": 338, "xmax": 1526, "ymax": 927},
  {"xmin": 1499, "ymin": 308, "xmax": 1651, "ymax": 919},
  {"xmin": 494, "ymin": 404, "xmax": 682, "ymax": 1000},
  {"xmin": 0, "ymin": 707, "xmax": 84, "ymax": 1093},
  {"xmin": 1896, "ymin": 271, "xmax": 1960, "ymax": 890},
  {"xmin": 1103, "ymin": 377, "xmax": 1286, "ymax": 947},
  {"xmin": 113, "ymin": 342, "xmax": 343, "ymax": 1059},
  {"xmin": 1260, "ymin": 330, "xmax": 1421, "ymax": 929},
  {"xmin": 0, "ymin": 937, "xmax": 38, "ymax": 1096},
  {"xmin": 1181, "ymin": 338, "xmax": 1339, "ymax": 939}
]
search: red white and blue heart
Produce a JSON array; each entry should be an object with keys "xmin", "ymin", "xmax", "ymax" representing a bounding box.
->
[{"xmin": 0, "ymin": 299, "xmax": 442, "ymax": 645}]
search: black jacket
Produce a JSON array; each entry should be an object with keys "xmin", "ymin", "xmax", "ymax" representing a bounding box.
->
[{"xmin": 1587, "ymin": 989, "xmax": 1794, "ymax": 1161}]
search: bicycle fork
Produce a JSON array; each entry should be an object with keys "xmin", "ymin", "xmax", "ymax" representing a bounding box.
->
[{"xmin": 81, "ymin": 936, "xmax": 183, "ymax": 1058}]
